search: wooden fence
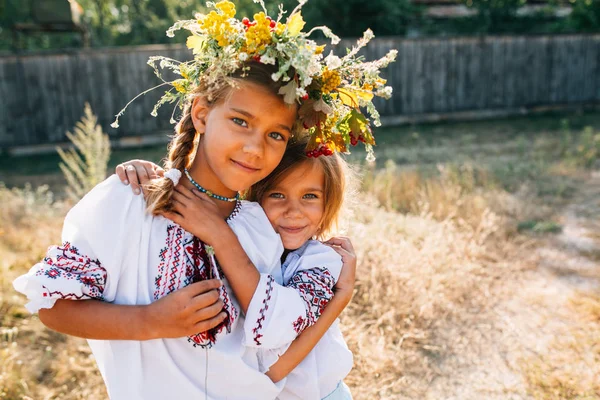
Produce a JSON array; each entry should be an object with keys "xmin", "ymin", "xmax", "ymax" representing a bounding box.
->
[{"xmin": 1, "ymin": 34, "xmax": 599, "ymax": 148}]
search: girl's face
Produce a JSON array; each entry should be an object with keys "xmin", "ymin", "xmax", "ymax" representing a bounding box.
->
[
  {"xmin": 261, "ymin": 161, "xmax": 325, "ymax": 251},
  {"xmin": 191, "ymin": 81, "xmax": 297, "ymax": 195}
]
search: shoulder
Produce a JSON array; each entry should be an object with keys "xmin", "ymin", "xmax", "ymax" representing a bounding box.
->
[
  {"xmin": 227, "ymin": 200, "xmax": 282, "ymax": 273},
  {"xmin": 229, "ymin": 200, "xmax": 271, "ymax": 225},
  {"xmin": 284, "ymin": 240, "xmax": 342, "ymax": 282},
  {"xmin": 298, "ymin": 240, "xmax": 342, "ymax": 268},
  {"xmin": 64, "ymin": 175, "xmax": 147, "ymax": 239},
  {"xmin": 299, "ymin": 240, "xmax": 340, "ymax": 260}
]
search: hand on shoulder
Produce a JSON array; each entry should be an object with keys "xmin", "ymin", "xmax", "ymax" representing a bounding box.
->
[{"xmin": 323, "ymin": 236, "xmax": 357, "ymax": 304}]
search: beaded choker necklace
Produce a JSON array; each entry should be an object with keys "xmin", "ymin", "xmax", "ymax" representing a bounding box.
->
[{"xmin": 184, "ymin": 169, "xmax": 240, "ymax": 203}]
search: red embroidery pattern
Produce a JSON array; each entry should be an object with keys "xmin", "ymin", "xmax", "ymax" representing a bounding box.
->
[
  {"xmin": 287, "ymin": 267, "xmax": 335, "ymax": 334},
  {"xmin": 36, "ymin": 242, "xmax": 106, "ymax": 300},
  {"xmin": 155, "ymin": 225, "xmax": 238, "ymax": 349},
  {"xmin": 292, "ymin": 315, "xmax": 307, "ymax": 334},
  {"xmin": 252, "ymin": 275, "xmax": 274, "ymax": 346}
]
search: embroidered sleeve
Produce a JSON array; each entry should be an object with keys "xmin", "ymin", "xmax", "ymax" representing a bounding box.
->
[
  {"xmin": 13, "ymin": 176, "xmax": 143, "ymax": 314},
  {"xmin": 13, "ymin": 241, "xmax": 107, "ymax": 313},
  {"xmin": 243, "ymin": 267, "xmax": 336, "ymax": 349},
  {"xmin": 286, "ymin": 267, "xmax": 335, "ymax": 334}
]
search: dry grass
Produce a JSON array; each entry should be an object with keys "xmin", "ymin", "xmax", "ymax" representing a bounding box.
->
[
  {"xmin": 0, "ymin": 185, "xmax": 106, "ymax": 400},
  {"xmin": 521, "ymin": 293, "xmax": 600, "ymax": 400},
  {"xmin": 339, "ymin": 188, "xmax": 519, "ymax": 399}
]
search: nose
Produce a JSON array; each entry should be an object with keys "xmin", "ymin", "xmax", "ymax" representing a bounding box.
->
[
  {"xmin": 242, "ymin": 130, "xmax": 265, "ymax": 159},
  {"xmin": 283, "ymin": 199, "xmax": 303, "ymax": 219}
]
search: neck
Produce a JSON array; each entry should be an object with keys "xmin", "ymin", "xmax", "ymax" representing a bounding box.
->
[{"xmin": 184, "ymin": 164, "xmax": 238, "ymax": 220}]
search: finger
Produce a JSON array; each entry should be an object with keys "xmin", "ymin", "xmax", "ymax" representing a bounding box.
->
[
  {"xmin": 116, "ymin": 164, "xmax": 129, "ymax": 184},
  {"xmin": 191, "ymin": 190, "xmax": 218, "ymax": 205},
  {"xmin": 191, "ymin": 289, "xmax": 222, "ymax": 309},
  {"xmin": 186, "ymin": 279, "xmax": 223, "ymax": 296},
  {"xmin": 174, "ymin": 185, "xmax": 195, "ymax": 201},
  {"xmin": 324, "ymin": 236, "xmax": 350, "ymax": 246},
  {"xmin": 160, "ymin": 211, "xmax": 182, "ymax": 225},
  {"xmin": 125, "ymin": 165, "xmax": 142, "ymax": 195},
  {"xmin": 153, "ymin": 165, "xmax": 165, "ymax": 178},
  {"xmin": 192, "ymin": 298, "xmax": 224, "ymax": 320},
  {"xmin": 192, "ymin": 311, "xmax": 228, "ymax": 334},
  {"xmin": 144, "ymin": 163, "xmax": 160, "ymax": 180},
  {"xmin": 135, "ymin": 164, "xmax": 151, "ymax": 185},
  {"xmin": 325, "ymin": 244, "xmax": 351, "ymax": 259},
  {"xmin": 325, "ymin": 237, "xmax": 354, "ymax": 252}
]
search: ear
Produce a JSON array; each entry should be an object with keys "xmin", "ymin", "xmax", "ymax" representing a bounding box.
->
[{"xmin": 191, "ymin": 96, "xmax": 210, "ymax": 134}]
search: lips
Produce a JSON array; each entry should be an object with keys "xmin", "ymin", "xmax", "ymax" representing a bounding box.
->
[
  {"xmin": 231, "ymin": 159, "xmax": 260, "ymax": 173},
  {"xmin": 279, "ymin": 226, "xmax": 307, "ymax": 234}
]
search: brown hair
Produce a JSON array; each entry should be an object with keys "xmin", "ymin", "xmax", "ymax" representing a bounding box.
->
[
  {"xmin": 145, "ymin": 62, "xmax": 299, "ymax": 215},
  {"xmin": 246, "ymin": 137, "xmax": 351, "ymax": 240}
]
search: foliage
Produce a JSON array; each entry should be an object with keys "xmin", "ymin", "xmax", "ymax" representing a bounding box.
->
[
  {"xmin": 2, "ymin": 0, "xmax": 600, "ymax": 51},
  {"xmin": 463, "ymin": 0, "xmax": 527, "ymax": 33},
  {"xmin": 565, "ymin": 0, "xmax": 600, "ymax": 32},
  {"xmin": 57, "ymin": 103, "xmax": 111, "ymax": 201},
  {"xmin": 559, "ymin": 120, "xmax": 600, "ymax": 169}
]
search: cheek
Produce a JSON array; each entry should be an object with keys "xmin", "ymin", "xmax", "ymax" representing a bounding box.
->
[
  {"xmin": 265, "ymin": 145, "xmax": 287, "ymax": 172},
  {"xmin": 262, "ymin": 201, "xmax": 280, "ymax": 223},
  {"xmin": 309, "ymin": 204, "xmax": 325, "ymax": 224}
]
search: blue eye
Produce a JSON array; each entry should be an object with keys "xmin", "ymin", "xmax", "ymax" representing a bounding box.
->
[
  {"xmin": 269, "ymin": 132, "xmax": 286, "ymax": 141},
  {"xmin": 268, "ymin": 192, "xmax": 284, "ymax": 199},
  {"xmin": 303, "ymin": 193, "xmax": 319, "ymax": 199},
  {"xmin": 232, "ymin": 118, "xmax": 247, "ymax": 127}
]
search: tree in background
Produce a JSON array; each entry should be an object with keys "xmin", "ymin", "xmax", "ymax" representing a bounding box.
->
[
  {"xmin": 1, "ymin": 0, "xmax": 599, "ymax": 51},
  {"xmin": 464, "ymin": 0, "xmax": 528, "ymax": 33},
  {"xmin": 1, "ymin": 0, "xmax": 419, "ymax": 50},
  {"xmin": 566, "ymin": 0, "xmax": 600, "ymax": 32}
]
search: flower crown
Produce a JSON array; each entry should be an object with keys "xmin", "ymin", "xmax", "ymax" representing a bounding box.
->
[{"xmin": 111, "ymin": 0, "xmax": 397, "ymax": 159}]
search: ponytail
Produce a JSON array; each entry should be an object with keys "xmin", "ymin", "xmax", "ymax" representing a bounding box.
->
[{"xmin": 145, "ymin": 110, "xmax": 197, "ymax": 215}]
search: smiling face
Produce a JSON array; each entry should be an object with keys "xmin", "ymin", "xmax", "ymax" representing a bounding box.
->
[
  {"xmin": 189, "ymin": 80, "xmax": 298, "ymax": 196},
  {"xmin": 260, "ymin": 160, "xmax": 326, "ymax": 251}
]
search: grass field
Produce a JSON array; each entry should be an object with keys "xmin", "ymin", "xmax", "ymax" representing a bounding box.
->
[{"xmin": 1, "ymin": 111, "xmax": 600, "ymax": 399}]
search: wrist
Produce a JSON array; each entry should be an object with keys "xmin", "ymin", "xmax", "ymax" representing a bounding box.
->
[
  {"xmin": 333, "ymin": 288, "xmax": 353, "ymax": 307},
  {"xmin": 138, "ymin": 304, "xmax": 159, "ymax": 340},
  {"xmin": 210, "ymin": 224, "xmax": 236, "ymax": 249}
]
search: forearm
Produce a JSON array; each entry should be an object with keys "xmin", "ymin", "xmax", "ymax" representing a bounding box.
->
[
  {"xmin": 211, "ymin": 228, "xmax": 260, "ymax": 314},
  {"xmin": 38, "ymin": 299, "xmax": 153, "ymax": 340},
  {"xmin": 265, "ymin": 291, "xmax": 351, "ymax": 383}
]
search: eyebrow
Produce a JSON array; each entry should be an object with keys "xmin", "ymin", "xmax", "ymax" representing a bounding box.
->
[{"xmin": 230, "ymin": 107, "xmax": 292, "ymax": 133}]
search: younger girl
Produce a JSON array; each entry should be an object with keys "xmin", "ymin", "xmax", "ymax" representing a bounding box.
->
[{"xmin": 120, "ymin": 138, "xmax": 357, "ymax": 399}]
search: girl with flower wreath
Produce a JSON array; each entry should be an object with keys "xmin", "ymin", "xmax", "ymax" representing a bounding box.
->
[{"xmin": 13, "ymin": 1, "xmax": 396, "ymax": 399}]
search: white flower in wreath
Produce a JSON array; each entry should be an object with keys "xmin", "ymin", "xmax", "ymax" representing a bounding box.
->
[
  {"xmin": 325, "ymin": 52, "xmax": 342, "ymax": 70},
  {"xmin": 238, "ymin": 52, "xmax": 249, "ymax": 61},
  {"xmin": 296, "ymin": 87, "xmax": 308, "ymax": 98},
  {"xmin": 260, "ymin": 54, "xmax": 276, "ymax": 65},
  {"xmin": 278, "ymin": 80, "xmax": 298, "ymax": 104}
]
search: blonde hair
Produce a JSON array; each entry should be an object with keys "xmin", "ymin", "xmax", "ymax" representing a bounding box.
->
[
  {"xmin": 145, "ymin": 62, "xmax": 298, "ymax": 215},
  {"xmin": 246, "ymin": 137, "xmax": 354, "ymax": 240}
]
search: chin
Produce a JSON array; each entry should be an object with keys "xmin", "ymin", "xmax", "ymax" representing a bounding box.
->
[{"xmin": 281, "ymin": 240, "xmax": 302, "ymax": 251}]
